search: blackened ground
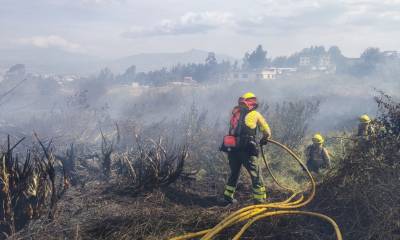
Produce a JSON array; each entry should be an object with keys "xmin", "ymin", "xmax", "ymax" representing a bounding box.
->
[{"xmin": 11, "ymin": 176, "xmax": 341, "ymax": 240}]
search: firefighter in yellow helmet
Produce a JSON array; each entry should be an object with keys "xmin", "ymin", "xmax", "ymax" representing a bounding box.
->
[
  {"xmin": 305, "ymin": 134, "xmax": 331, "ymax": 174},
  {"xmin": 357, "ymin": 114, "xmax": 374, "ymax": 138},
  {"xmin": 221, "ymin": 92, "xmax": 271, "ymax": 204}
]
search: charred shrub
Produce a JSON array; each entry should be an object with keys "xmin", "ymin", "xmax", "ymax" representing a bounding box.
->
[
  {"xmin": 260, "ymin": 99, "xmax": 320, "ymax": 150},
  {"xmin": 181, "ymin": 104, "xmax": 228, "ymax": 185},
  {"xmin": 315, "ymin": 92, "xmax": 400, "ymax": 240},
  {"xmin": 114, "ymin": 136, "xmax": 188, "ymax": 194},
  {"xmin": 0, "ymin": 135, "xmax": 68, "ymax": 237}
]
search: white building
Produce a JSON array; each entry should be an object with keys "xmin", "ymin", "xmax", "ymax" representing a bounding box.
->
[
  {"xmin": 383, "ymin": 51, "xmax": 399, "ymax": 58},
  {"xmin": 182, "ymin": 76, "xmax": 197, "ymax": 84},
  {"xmin": 299, "ymin": 56, "xmax": 311, "ymax": 66},
  {"xmin": 318, "ymin": 55, "xmax": 331, "ymax": 69},
  {"xmin": 298, "ymin": 55, "xmax": 335, "ymax": 73},
  {"xmin": 231, "ymin": 71, "xmax": 254, "ymax": 81},
  {"xmin": 231, "ymin": 67, "xmax": 297, "ymax": 81},
  {"xmin": 168, "ymin": 76, "xmax": 198, "ymax": 87},
  {"xmin": 261, "ymin": 68, "xmax": 279, "ymax": 79}
]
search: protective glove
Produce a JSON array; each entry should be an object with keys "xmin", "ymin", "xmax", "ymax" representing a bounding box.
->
[{"xmin": 259, "ymin": 136, "xmax": 269, "ymax": 146}]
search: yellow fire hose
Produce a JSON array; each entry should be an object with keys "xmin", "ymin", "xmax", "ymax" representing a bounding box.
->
[
  {"xmin": 170, "ymin": 139, "xmax": 342, "ymax": 240},
  {"xmin": 260, "ymin": 141, "xmax": 295, "ymax": 193}
]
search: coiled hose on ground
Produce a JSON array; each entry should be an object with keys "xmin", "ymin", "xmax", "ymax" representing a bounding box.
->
[{"xmin": 170, "ymin": 139, "xmax": 342, "ymax": 240}]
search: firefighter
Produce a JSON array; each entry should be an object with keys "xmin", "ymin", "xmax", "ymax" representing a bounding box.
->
[
  {"xmin": 357, "ymin": 114, "xmax": 374, "ymax": 139},
  {"xmin": 222, "ymin": 92, "xmax": 271, "ymax": 204},
  {"xmin": 355, "ymin": 114, "xmax": 376, "ymax": 151},
  {"xmin": 306, "ymin": 134, "xmax": 331, "ymax": 174}
]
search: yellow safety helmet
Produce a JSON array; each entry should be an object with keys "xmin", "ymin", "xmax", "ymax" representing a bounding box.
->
[
  {"xmin": 242, "ymin": 92, "xmax": 256, "ymax": 99},
  {"xmin": 312, "ymin": 134, "xmax": 324, "ymax": 144},
  {"xmin": 359, "ymin": 114, "xmax": 371, "ymax": 123}
]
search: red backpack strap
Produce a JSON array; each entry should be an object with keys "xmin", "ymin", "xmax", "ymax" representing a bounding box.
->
[
  {"xmin": 229, "ymin": 107, "xmax": 241, "ymax": 135},
  {"xmin": 229, "ymin": 107, "xmax": 249, "ymax": 136}
]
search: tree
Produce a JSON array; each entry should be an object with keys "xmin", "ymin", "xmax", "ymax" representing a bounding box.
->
[
  {"xmin": 327, "ymin": 46, "xmax": 345, "ymax": 72},
  {"xmin": 117, "ymin": 65, "xmax": 136, "ymax": 84},
  {"xmin": 328, "ymin": 46, "xmax": 342, "ymax": 59},
  {"xmin": 347, "ymin": 47, "xmax": 384, "ymax": 76},
  {"xmin": 124, "ymin": 65, "xmax": 136, "ymax": 77},
  {"xmin": 307, "ymin": 46, "xmax": 325, "ymax": 56},
  {"xmin": 242, "ymin": 45, "xmax": 268, "ymax": 70},
  {"xmin": 5, "ymin": 64, "xmax": 26, "ymax": 81},
  {"xmin": 132, "ymin": 54, "xmax": 232, "ymax": 85},
  {"xmin": 98, "ymin": 68, "xmax": 114, "ymax": 82},
  {"xmin": 360, "ymin": 47, "xmax": 383, "ymax": 64},
  {"xmin": 204, "ymin": 52, "xmax": 218, "ymax": 81},
  {"xmin": 271, "ymin": 56, "xmax": 288, "ymax": 67},
  {"xmin": 232, "ymin": 60, "xmax": 239, "ymax": 70},
  {"xmin": 205, "ymin": 52, "xmax": 217, "ymax": 66}
]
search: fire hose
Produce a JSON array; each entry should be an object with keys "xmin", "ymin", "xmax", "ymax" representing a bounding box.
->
[{"xmin": 170, "ymin": 139, "xmax": 342, "ymax": 240}]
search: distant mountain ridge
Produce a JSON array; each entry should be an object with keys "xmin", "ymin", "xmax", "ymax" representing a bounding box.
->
[
  {"xmin": 108, "ymin": 49, "xmax": 235, "ymax": 73},
  {"xmin": 0, "ymin": 46, "xmax": 101, "ymax": 75},
  {"xmin": 0, "ymin": 47, "xmax": 236, "ymax": 75}
]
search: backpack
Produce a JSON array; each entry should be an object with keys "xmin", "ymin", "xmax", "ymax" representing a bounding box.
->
[{"xmin": 220, "ymin": 107, "xmax": 248, "ymax": 152}]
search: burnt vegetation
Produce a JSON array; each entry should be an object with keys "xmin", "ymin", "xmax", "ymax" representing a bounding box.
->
[
  {"xmin": 0, "ymin": 135, "xmax": 68, "ymax": 238},
  {"xmin": 313, "ymin": 92, "xmax": 400, "ymax": 239},
  {"xmin": 1, "ymin": 92, "xmax": 399, "ymax": 240},
  {"xmin": 113, "ymin": 136, "xmax": 189, "ymax": 194}
]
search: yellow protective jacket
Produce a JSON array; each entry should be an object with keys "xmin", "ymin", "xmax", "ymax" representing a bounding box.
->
[
  {"xmin": 357, "ymin": 123, "xmax": 375, "ymax": 137},
  {"xmin": 306, "ymin": 144, "xmax": 331, "ymax": 168},
  {"xmin": 244, "ymin": 110, "xmax": 272, "ymax": 137}
]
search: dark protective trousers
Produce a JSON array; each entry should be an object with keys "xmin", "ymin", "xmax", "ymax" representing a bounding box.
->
[{"xmin": 224, "ymin": 151, "xmax": 266, "ymax": 201}]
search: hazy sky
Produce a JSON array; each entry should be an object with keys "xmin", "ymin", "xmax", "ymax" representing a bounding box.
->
[{"xmin": 1, "ymin": 0, "xmax": 400, "ymax": 58}]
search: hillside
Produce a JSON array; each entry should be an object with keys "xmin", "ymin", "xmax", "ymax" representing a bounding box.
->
[
  {"xmin": 0, "ymin": 48, "xmax": 235, "ymax": 75},
  {"xmin": 108, "ymin": 49, "xmax": 235, "ymax": 73}
]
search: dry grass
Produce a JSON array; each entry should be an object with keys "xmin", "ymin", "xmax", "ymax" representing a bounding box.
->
[{"xmin": 5, "ymin": 93, "xmax": 400, "ymax": 240}]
